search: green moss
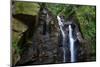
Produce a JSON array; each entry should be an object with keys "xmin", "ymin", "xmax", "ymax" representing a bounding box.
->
[
  {"xmin": 12, "ymin": 2, "xmax": 96, "ymax": 60},
  {"xmin": 15, "ymin": 2, "xmax": 40, "ymax": 15}
]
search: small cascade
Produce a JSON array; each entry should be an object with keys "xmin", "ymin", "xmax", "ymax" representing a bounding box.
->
[
  {"xmin": 57, "ymin": 16, "xmax": 66, "ymax": 62},
  {"xmin": 57, "ymin": 16, "xmax": 78, "ymax": 63},
  {"xmin": 68, "ymin": 25, "xmax": 75, "ymax": 62}
]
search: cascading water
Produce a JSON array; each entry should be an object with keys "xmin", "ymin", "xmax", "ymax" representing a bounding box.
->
[
  {"xmin": 57, "ymin": 16, "xmax": 66, "ymax": 62},
  {"xmin": 68, "ymin": 25, "xmax": 75, "ymax": 62},
  {"xmin": 57, "ymin": 16, "xmax": 76, "ymax": 63}
]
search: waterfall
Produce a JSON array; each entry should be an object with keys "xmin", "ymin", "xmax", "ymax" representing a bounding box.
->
[
  {"xmin": 57, "ymin": 16, "xmax": 77, "ymax": 63},
  {"xmin": 57, "ymin": 16, "xmax": 66, "ymax": 62},
  {"xmin": 68, "ymin": 25, "xmax": 75, "ymax": 62}
]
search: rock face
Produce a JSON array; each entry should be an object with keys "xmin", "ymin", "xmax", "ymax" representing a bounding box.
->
[
  {"xmin": 31, "ymin": 6, "xmax": 59, "ymax": 64},
  {"xmin": 12, "ymin": 15, "xmax": 38, "ymax": 66},
  {"xmin": 12, "ymin": 3, "xmax": 95, "ymax": 66},
  {"xmin": 12, "ymin": 17, "xmax": 28, "ymax": 65},
  {"xmin": 32, "ymin": 21, "xmax": 59, "ymax": 64},
  {"xmin": 11, "ymin": 2, "xmax": 41, "ymax": 66},
  {"xmin": 12, "ymin": 6, "xmax": 60, "ymax": 66}
]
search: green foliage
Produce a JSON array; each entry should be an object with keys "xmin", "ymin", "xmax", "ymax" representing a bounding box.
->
[
  {"xmin": 74, "ymin": 6, "xmax": 96, "ymax": 56},
  {"xmin": 12, "ymin": 2, "xmax": 96, "ymax": 60},
  {"xmin": 47, "ymin": 4, "xmax": 65, "ymax": 15},
  {"xmin": 15, "ymin": 2, "xmax": 40, "ymax": 15},
  {"xmin": 47, "ymin": 4, "xmax": 96, "ymax": 41},
  {"xmin": 46, "ymin": 4, "xmax": 96, "ymax": 59},
  {"xmin": 75, "ymin": 6, "xmax": 96, "ymax": 39}
]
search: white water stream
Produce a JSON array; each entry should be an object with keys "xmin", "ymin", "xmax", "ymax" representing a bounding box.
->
[
  {"xmin": 57, "ymin": 16, "xmax": 66, "ymax": 62},
  {"xmin": 57, "ymin": 16, "xmax": 75, "ymax": 63},
  {"xmin": 69, "ymin": 25, "xmax": 75, "ymax": 62}
]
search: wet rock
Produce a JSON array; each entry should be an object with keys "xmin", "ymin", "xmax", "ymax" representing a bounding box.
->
[
  {"xmin": 12, "ymin": 18, "xmax": 28, "ymax": 65},
  {"xmin": 31, "ymin": 19, "xmax": 59, "ymax": 64}
]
